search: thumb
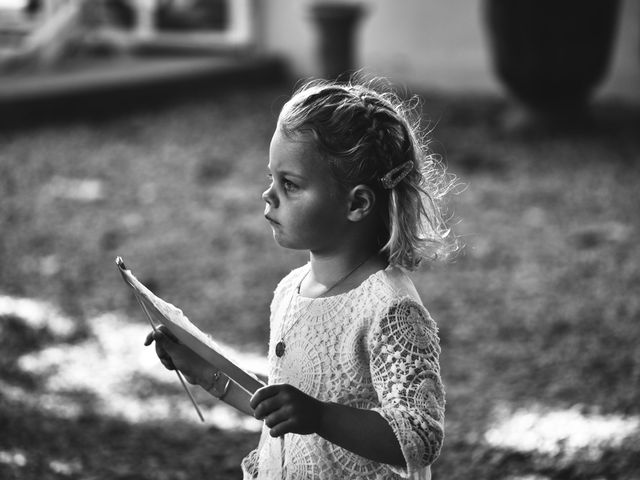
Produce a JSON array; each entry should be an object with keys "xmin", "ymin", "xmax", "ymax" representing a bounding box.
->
[{"xmin": 144, "ymin": 331, "xmax": 155, "ymax": 346}]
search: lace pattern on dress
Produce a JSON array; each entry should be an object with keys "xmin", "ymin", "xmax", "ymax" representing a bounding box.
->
[{"xmin": 369, "ymin": 298, "xmax": 445, "ymax": 477}]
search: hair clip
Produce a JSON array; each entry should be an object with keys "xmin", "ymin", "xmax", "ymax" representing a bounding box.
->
[{"xmin": 380, "ymin": 160, "xmax": 414, "ymax": 189}]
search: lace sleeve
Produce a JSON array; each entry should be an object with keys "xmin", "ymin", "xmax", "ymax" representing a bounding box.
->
[{"xmin": 368, "ymin": 297, "xmax": 445, "ymax": 477}]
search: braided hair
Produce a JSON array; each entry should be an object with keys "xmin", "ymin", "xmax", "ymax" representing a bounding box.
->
[{"xmin": 278, "ymin": 79, "xmax": 457, "ymax": 270}]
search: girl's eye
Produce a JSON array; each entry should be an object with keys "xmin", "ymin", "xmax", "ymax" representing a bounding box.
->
[
  {"xmin": 283, "ymin": 180, "xmax": 298, "ymax": 193},
  {"xmin": 265, "ymin": 173, "xmax": 298, "ymax": 193}
]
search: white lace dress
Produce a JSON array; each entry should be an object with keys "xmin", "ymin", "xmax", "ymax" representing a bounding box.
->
[{"xmin": 241, "ymin": 265, "xmax": 445, "ymax": 480}]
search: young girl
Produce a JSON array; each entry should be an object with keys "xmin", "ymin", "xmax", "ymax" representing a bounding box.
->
[{"xmin": 146, "ymin": 79, "xmax": 456, "ymax": 479}]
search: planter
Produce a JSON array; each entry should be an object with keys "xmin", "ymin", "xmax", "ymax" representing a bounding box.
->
[
  {"xmin": 309, "ymin": 2, "xmax": 365, "ymax": 81},
  {"xmin": 484, "ymin": 0, "xmax": 620, "ymax": 118}
]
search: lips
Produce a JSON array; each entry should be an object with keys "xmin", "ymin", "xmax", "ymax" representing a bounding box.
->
[{"xmin": 265, "ymin": 214, "xmax": 279, "ymax": 226}]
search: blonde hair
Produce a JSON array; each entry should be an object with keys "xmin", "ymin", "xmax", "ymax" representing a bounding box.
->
[{"xmin": 279, "ymin": 79, "xmax": 457, "ymax": 270}]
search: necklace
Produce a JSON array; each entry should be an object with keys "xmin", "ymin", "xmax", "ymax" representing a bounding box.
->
[{"xmin": 275, "ymin": 254, "xmax": 374, "ymax": 358}]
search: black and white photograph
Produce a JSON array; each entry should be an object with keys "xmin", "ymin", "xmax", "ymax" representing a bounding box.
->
[{"xmin": 1, "ymin": 1, "xmax": 639, "ymax": 479}]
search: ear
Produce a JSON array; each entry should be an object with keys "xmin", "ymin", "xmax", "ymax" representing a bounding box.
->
[{"xmin": 347, "ymin": 185, "xmax": 376, "ymax": 222}]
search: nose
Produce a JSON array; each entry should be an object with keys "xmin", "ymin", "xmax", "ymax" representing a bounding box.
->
[{"xmin": 262, "ymin": 183, "xmax": 278, "ymax": 208}]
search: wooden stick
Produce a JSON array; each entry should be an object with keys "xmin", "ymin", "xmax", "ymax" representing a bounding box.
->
[{"xmin": 135, "ymin": 291, "xmax": 205, "ymax": 423}]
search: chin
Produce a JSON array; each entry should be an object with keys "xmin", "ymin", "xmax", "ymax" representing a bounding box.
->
[
  {"xmin": 272, "ymin": 234, "xmax": 307, "ymax": 251},
  {"xmin": 272, "ymin": 231, "xmax": 290, "ymax": 248},
  {"xmin": 274, "ymin": 238, "xmax": 297, "ymax": 250}
]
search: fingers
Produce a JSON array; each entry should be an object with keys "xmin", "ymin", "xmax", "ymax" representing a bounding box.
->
[
  {"xmin": 251, "ymin": 385, "xmax": 324, "ymax": 437},
  {"xmin": 252, "ymin": 390, "xmax": 295, "ymax": 437},
  {"xmin": 252, "ymin": 394, "xmax": 282, "ymax": 420},
  {"xmin": 143, "ymin": 329, "xmax": 176, "ymax": 370},
  {"xmin": 142, "ymin": 327, "xmax": 206, "ymax": 383},
  {"xmin": 250, "ymin": 385, "xmax": 303, "ymax": 437},
  {"xmin": 157, "ymin": 350, "xmax": 176, "ymax": 370},
  {"xmin": 143, "ymin": 327, "xmax": 179, "ymax": 346},
  {"xmin": 250, "ymin": 384, "xmax": 280, "ymax": 411},
  {"xmin": 267, "ymin": 416, "xmax": 296, "ymax": 438}
]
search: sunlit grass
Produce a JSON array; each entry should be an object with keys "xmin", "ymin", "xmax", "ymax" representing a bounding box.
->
[
  {"xmin": 485, "ymin": 403, "xmax": 640, "ymax": 458},
  {"xmin": 8, "ymin": 300, "xmax": 264, "ymax": 430}
]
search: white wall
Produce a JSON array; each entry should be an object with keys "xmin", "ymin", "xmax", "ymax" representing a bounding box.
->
[
  {"xmin": 260, "ymin": 0, "xmax": 639, "ymax": 102},
  {"xmin": 359, "ymin": 0, "xmax": 494, "ymax": 93},
  {"xmin": 602, "ymin": 0, "xmax": 640, "ymax": 101}
]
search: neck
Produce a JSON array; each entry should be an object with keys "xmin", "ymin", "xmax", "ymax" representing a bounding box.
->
[{"xmin": 302, "ymin": 246, "xmax": 387, "ymax": 298}]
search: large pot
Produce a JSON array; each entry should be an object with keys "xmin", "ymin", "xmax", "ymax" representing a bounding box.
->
[
  {"xmin": 310, "ymin": 2, "xmax": 365, "ymax": 81},
  {"xmin": 484, "ymin": 0, "xmax": 620, "ymax": 116}
]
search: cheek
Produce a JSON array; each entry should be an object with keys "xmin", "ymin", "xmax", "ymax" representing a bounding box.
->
[{"xmin": 296, "ymin": 200, "xmax": 343, "ymax": 235}]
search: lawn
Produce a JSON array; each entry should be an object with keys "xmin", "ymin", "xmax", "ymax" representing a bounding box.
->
[{"xmin": 1, "ymin": 80, "xmax": 639, "ymax": 479}]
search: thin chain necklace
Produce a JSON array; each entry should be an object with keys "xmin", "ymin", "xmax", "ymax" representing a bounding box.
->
[{"xmin": 274, "ymin": 254, "xmax": 374, "ymax": 358}]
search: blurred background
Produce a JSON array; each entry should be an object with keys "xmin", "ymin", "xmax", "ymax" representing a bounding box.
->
[{"xmin": 1, "ymin": 1, "xmax": 639, "ymax": 479}]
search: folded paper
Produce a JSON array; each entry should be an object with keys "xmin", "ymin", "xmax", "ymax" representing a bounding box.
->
[{"xmin": 116, "ymin": 257, "xmax": 265, "ymax": 397}]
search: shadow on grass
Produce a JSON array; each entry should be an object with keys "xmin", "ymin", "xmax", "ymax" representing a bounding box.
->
[{"xmin": 0, "ymin": 396, "xmax": 259, "ymax": 480}]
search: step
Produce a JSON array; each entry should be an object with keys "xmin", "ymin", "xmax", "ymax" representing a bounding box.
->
[{"xmin": 0, "ymin": 53, "xmax": 286, "ymax": 105}]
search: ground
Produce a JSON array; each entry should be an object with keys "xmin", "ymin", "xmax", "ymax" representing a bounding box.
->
[{"xmin": 1, "ymin": 82, "xmax": 639, "ymax": 479}]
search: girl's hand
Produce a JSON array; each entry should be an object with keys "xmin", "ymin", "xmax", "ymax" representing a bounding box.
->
[
  {"xmin": 144, "ymin": 325, "xmax": 210, "ymax": 387},
  {"xmin": 250, "ymin": 384, "xmax": 325, "ymax": 437},
  {"xmin": 144, "ymin": 325, "xmax": 177, "ymax": 371}
]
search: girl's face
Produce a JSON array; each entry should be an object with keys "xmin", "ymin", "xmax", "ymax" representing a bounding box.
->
[{"xmin": 262, "ymin": 126, "xmax": 350, "ymax": 253}]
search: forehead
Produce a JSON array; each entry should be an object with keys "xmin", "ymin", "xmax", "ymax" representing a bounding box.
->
[{"xmin": 268, "ymin": 126, "xmax": 332, "ymax": 180}]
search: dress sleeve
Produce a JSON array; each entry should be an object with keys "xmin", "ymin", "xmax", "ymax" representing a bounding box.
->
[{"xmin": 368, "ymin": 297, "xmax": 445, "ymax": 477}]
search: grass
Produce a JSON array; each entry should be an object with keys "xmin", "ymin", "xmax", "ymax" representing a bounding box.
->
[{"xmin": 1, "ymin": 81, "xmax": 639, "ymax": 479}]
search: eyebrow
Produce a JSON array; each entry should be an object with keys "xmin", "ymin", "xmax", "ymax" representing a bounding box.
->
[{"xmin": 267, "ymin": 165, "xmax": 306, "ymax": 181}]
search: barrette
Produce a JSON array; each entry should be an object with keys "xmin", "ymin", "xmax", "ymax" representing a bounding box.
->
[{"xmin": 380, "ymin": 160, "xmax": 414, "ymax": 189}]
